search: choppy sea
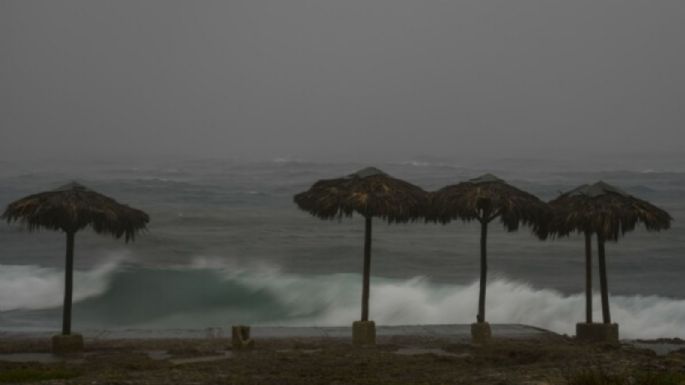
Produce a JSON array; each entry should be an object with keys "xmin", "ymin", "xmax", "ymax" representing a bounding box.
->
[{"xmin": 0, "ymin": 158, "xmax": 683, "ymax": 338}]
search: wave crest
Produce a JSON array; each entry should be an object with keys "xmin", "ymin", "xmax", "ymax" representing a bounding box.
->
[
  {"xmin": 0, "ymin": 258, "xmax": 122, "ymax": 311},
  {"xmin": 1, "ymin": 259, "xmax": 684, "ymax": 339}
]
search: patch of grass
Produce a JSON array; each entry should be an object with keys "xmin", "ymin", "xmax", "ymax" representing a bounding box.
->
[
  {"xmin": 0, "ymin": 367, "xmax": 81, "ymax": 383},
  {"xmin": 565, "ymin": 366, "xmax": 625, "ymax": 385},
  {"xmin": 565, "ymin": 367, "xmax": 685, "ymax": 385},
  {"xmin": 634, "ymin": 371, "xmax": 685, "ymax": 385}
]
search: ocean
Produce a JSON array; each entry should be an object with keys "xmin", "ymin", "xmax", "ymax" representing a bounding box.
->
[{"xmin": 0, "ymin": 158, "xmax": 683, "ymax": 339}]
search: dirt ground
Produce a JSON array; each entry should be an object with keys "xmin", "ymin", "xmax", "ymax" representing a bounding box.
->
[{"xmin": 1, "ymin": 334, "xmax": 684, "ymax": 385}]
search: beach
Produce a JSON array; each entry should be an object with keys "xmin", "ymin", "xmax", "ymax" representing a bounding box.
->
[
  {"xmin": 3, "ymin": 0, "xmax": 685, "ymax": 382},
  {"xmin": 1, "ymin": 325, "xmax": 685, "ymax": 384},
  {"xmin": 1, "ymin": 161, "xmax": 684, "ymax": 384}
]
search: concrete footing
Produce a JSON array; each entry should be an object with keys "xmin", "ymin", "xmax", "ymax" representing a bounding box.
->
[
  {"xmin": 52, "ymin": 334, "xmax": 84, "ymax": 355},
  {"xmin": 352, "ymin": 320, "xmax": 376, "ymax": 346},
  {"xmin": 576, "ymin": 323, "xmax": 619, "ymax": 344},
  {"xmin": 232, "ymin": 325, "xmax": 255, "ymax": 350},
  {"xmin": 471, "ymin": 322, "xmax": 492, "ymax": 344}
]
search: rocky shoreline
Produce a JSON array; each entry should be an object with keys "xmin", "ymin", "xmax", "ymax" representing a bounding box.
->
[{"xmin": 1, "ymin": 330, "xmax": 685, "ymax": 384}]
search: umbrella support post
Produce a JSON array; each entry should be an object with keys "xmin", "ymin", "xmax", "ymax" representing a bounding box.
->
[
  {"xmin": 471, "ymin": 322, "xmax": 491, "ymax": 344},
  {"xmin": 575, "ymin": 323, "xmax": 619, "ymax": 344},
  {"xmin": 352, "ymin": 320, "xmax": 376, "ymax": 346},
  {"xmin": 231, "ymin": 325, "xmax": 254, "ymax": 350},
  {"xmin": 52, "ymin": 334, "xmax": 84, "ymax": 355}
]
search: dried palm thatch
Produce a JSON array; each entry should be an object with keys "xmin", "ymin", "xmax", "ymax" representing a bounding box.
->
[
  {"xmin": 2, "ymin": 182, "xmax": 149, "ymax": 241},
  {"xmin": 547, "ymin": 181, "xmax": 671, "ymax": 241},
  {"xmin": 428, "ymin": 174, "xmax": 549, "ymax": 232},
  {"xmin": 294, "ymin": 167, "xmax": 427, "ymax": 223},
  {"xmin": 427, "ymin": 174, "xmax": 550, "ymax": 326},
  {"xmin": 294, "ymin": 167, "xmax": 428, "ymax": 328},
  {"xmin": 546, "ymin": 181, "xmax": 671, "ymax": 325},
  {"xmin": 2, "ymin": 182, "xmax": 149, "ymax": 336}
]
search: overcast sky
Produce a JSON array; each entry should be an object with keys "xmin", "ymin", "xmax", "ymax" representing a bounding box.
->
[{"xmin": 1, "ymin": 1, "xmax": 684, "ymax": 164}]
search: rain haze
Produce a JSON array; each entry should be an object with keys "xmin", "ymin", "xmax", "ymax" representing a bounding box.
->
[
  {"xmin": 3, "ymin": 0, "xmax": 685, "ymax": 360},
  {"xmin": 1, "ymin": 0, "xmax": 684, "ymax": 167}
]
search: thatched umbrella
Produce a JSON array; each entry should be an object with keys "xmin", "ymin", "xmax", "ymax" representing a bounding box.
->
[
  {"xmin": 1, "ymin": 182, "xmax": 149, "ymax": 336},
  {"xmin": 428, "ymin": 174, "xmax": 549, "ymax": 326},
  {"xmin": 294, "ymin": 167, "xmax": 427, "ymax": 324},
  {"xmin": 547, "ymin": 181, "xmax": 671, "ymax": 324}
]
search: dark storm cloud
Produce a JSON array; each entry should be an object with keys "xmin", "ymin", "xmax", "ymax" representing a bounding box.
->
[{"xmin": 1, "ymin": 1, "xmax": 684, "ymax": 163}]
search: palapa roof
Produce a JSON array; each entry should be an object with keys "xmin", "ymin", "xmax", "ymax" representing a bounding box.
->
[
  {"xmin": 547, "ymin": 181, "xmax": 671, "ymax": 241},
  {"xmin": 1, "ymin": 182, "xmax": 149, "ymax": 241},
  {"xmin": 567, "ymin": 181, "xmax": 630, "ymax": 198},
  {"xmin": 293, "ymin": 167, "xmax": 427, "ymax": 223},
  {"xmin": 428, "ymin": 174, "xmax": 550, "ymax": 232}
]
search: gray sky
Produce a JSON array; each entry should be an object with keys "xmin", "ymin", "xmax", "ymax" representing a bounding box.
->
[{"xmin": 1, "ymin": 1, "xmax": 684, "ymax": 164}]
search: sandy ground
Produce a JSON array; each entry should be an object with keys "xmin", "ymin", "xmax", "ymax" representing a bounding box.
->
[{"xmin": 1, "ymin": 329, "xmax": 684, "ymax": 384}]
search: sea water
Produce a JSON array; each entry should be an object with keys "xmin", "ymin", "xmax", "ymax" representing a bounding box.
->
[{"xmin": 0, "ymin": 158, "xmax": 683, "ymax": 338}]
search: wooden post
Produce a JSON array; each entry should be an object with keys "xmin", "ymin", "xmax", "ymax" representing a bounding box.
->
[
  {"xmin": 62, "ymin": 231, "xmax": 75, "ymax": 335},
  {"xmin": 477, "ymin": 219, "xmax": 488, "ymax": 323},
  {"xmin": 361, "ymin": 216, "xmax": 372, "ymax": 322},
  {"xmin": 597, "ymin": 234, "xmax": 611, "ymax": 324},
  {"xmin": 584, "ymin": 231, "xmax": 593, "ymax": 324}
]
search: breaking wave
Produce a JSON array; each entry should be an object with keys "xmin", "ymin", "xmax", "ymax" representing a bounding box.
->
[
  {"xmin": 0, "ymin": 259, "xmax": 122, "ymax": 311},
  {"xmin": 1, "ymin": 257, "xmax": 684, "ymax": 339}
]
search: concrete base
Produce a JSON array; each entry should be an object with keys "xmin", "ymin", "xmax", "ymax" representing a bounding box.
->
[
  {"xmin": 352, "ymin": 321, "xmax": 376, "ymax": 346},
  {"xmin": 232, "ymin": 325, "xmax": 255, "ymax": 350},
  {"xmin": 471, "ymin": 322, "xmax": 492, "ymax": 344},
  {"xmin": 51, "ymin": 334, "xmax": 84, "ymax": 355},
  {"xmin": 576, "ymin": 323, "xmax": 619, "ymax": 344}
]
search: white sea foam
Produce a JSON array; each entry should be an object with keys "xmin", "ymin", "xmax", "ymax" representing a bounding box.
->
[
  {"xmin": 1, "ymin": 256, "xmax": 684, "ymax": 339},
  {"xmin": 200, "ymin": 258, "xmax": 685, "ymax": 339},
  {"xmin": 0, "ymin": 257, "xmax": 123, "ymax": 311}
]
